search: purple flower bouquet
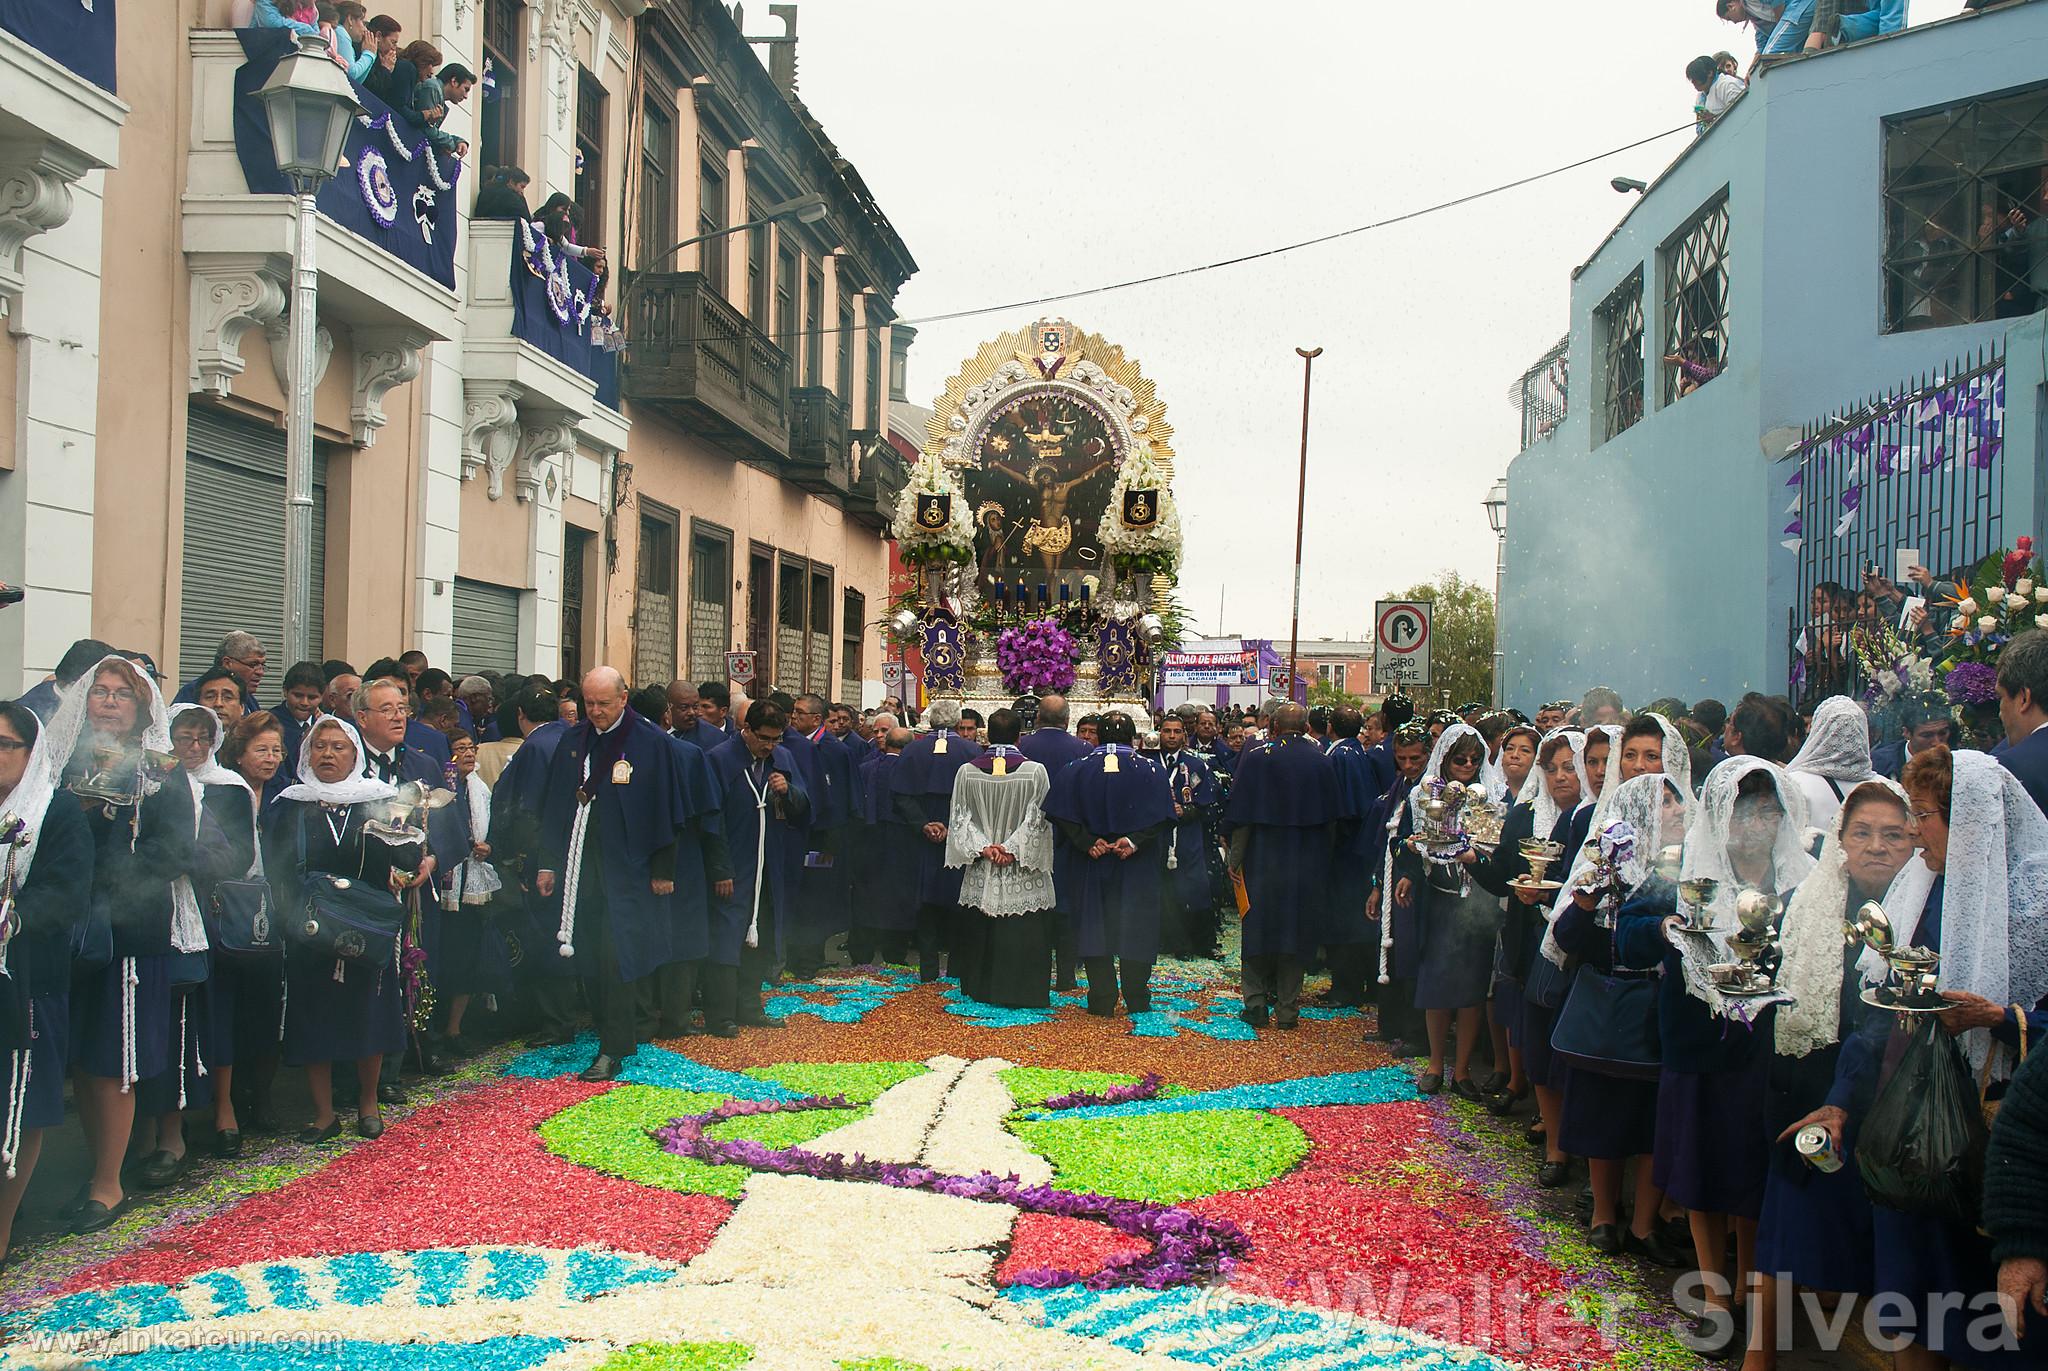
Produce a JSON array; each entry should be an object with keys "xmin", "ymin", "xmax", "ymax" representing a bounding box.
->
[{"xmin": 996, "ymin": 618, "xmax": 1078, "ymax": 696}]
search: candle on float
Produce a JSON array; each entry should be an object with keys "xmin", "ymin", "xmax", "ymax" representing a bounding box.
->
[
  {"xmin": 1059, "ymin": 581, "xmax": 1072, "ymax": 604},
  {"xmin": 995, "ymin": 579, "xmax": 1007, "ymax": 606},
  {"xmin": 1080, "ymin": 581, "xmax": 1092, "ymax": 604},
  {"xmin": 1037, "ymin": 583, "xmax": 1049, "ymax": 605}
]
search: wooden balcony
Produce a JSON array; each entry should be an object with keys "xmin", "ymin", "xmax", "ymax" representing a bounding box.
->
[
  {"xmin": 787, "ymin": 386, "xmax": 852, "ymax": 495},
  {"xmin": 848, "ymin": 432, "xmax": 907, "ymax": 531},
  {"xmin": 619, "ymin": 271, "xmax": 790, "ymax": 462}
]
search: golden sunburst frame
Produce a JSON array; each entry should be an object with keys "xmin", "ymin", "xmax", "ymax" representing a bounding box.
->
[{"xmin": 923, "ymin": 318, "xmax": 1177, "ymax": 616}]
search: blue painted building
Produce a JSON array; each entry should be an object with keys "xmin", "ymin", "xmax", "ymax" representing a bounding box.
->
[{"xmin": 1501, "ymin": 2, "xmax": 2048, "ymax": 711}]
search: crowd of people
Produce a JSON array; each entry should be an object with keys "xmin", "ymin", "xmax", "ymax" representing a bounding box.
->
[{"xmin": 8, "ymin": 626, "xmax": 2048, "ymax": 1369}]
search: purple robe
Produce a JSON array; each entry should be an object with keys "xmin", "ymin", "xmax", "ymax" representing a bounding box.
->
[{"xmin": 1221, "ymin": 735, "xmax": 1343, "ymax": 959}]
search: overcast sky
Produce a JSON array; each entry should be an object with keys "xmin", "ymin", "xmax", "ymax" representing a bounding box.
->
[{"xmin": 792, "ymin": 1, "xmax": 1968, "ymax": 643}]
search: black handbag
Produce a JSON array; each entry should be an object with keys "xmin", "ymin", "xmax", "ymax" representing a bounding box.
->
[
  {"xmin": 1550, "ymin": 963, "xmax": 1663, "ymax": 1081},
  {"xmin": 210, "ymin": 879, "xmax": 281, "ymax": 960},
  {"xmin": 292, "ymin": 872, "xmax": 402, "ymax": 967}
]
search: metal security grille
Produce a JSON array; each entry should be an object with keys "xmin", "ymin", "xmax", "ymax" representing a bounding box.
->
[
  {"xmin": 1663, "ymin": 196, "xmax": 1729, "ymax": 404},
  {"xmin": 1508, "ymin": 335, "xmax": 1568, "ymax": 449},
  {"xmin": 841, "ymin": 589, "xmax": 864, "ymax": 702},
  {"xmin": 452, "ymin": 578, "xmax": 520, "ymax": 676},
  {"xmin": 1883, "ymin": 81, "xmax": 2048, "ymax": 332},
  {"xmin": 1784, "ymin": 344, "xmax": 2005, "ymax": 706},
  {"xmin": 634, "ymin": 510, "xmax": 677, "ymax": 687},
  {"xmin": 180, "ymin": 407, "xmax": 325, "ymax": 678},
  {"xmin": 1598, "ymin": 270, "xmax": 1644, "ymax": 444}
]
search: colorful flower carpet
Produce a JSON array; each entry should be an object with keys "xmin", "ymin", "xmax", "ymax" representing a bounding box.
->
[{"xmin": 0, "ymin": 962, "xmax": 1707, "ymax": 1370}]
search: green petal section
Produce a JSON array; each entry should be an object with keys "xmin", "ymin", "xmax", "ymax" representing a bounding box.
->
[
  {"xmin": 594, "ymin": 1343, "xmax": 754, "ymax": 1371},
  {"xmin": 539, "ymin": 1085, "xmax": 867, "ymax": 1198},
  {"xmin": 1011, "ymin": 1108, "xmax": 1308, "ymax": 1203},
  {"xmin": 743, "ymin": 1061, "xmax": 929, "ymax": 1103},
  {"xmin": 996, "ymin": 1067, "xmax": 1141, "ymax": 1108}
]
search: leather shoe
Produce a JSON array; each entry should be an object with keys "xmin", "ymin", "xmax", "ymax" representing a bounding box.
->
[
  {"xmin": 1523, "ymin": 1121, "xmax": 1546, "ymax": 1148},
  {"xmin": 579, "ymin": 1053, "xmax": 626, "ymax": 1082},
  {"xmin": 1273, "ymin": 1015, "xmax": 1299, "ymax": 1030},
  {"xmin": 1537, "ymin": 1160, "xmax": 1572, "ymax": 1188},
  {"xmin": 1450, "ymin": 1077, "xmax": 1485, "ymax": 1103},
  {"xmin": 1417, "ymin": 1072, "xmax": 1444, "ymax": 1095},
  {"xmin": 212, "ymin": 1129, "xmax": 243, "ymax": 1159},
  {"xmin": 528, "ymin": 1030, "xmax": 577, "ymax": 1048},
  {"xmin": 1588, "ymin": 1223, "xmax": 1622, "ymax": 1255},
  {"xmin": 298, "ymin": 1119, "xmax": 343, "ymax": 1145},
  {"xmin": 377, "ymin": 1081, "xmax": 406, "ymax": 1106},
  {"xmin": 1624, "ymin": 1225, "xmax": 1691, "ymax": 1269},
  {"xmin": 137, "ymin": 1149, "xmax": 191, "ymax": 1190},
  {"xmin": 737, "ymin": 1015, "xmax": 785, "ymax": 1031},
  {"xmin": 72, "ymin": 1196, "xmax": 128, "ymax": 1235},
  {"xmin": 1486, "ymin": 1088, "xmax": 1529, "ymax": 1117},
  {"xmin": 356, "ymin": 1114, "xmax": 387, "ymax": 1140},
  {"xmin": 708, "ymin": 1023, "xmax": 740, "ymax": 1039},
  {"xmin": 1240, "ymin": 1005, "xmax": 1270, "ymax": 1028}
]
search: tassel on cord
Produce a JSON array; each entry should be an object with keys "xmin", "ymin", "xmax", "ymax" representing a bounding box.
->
[
  {"xmin": 176, "ymin": 998, "xmax": 188, "ymax": 1110},
  {"xmin": 556, "ymin": 799, "xmax": 593, "ymax": 958},
  {"xmin": 744, "ymin": 770, "xmax": 770, "ymax": 950},
  {"xmin": 278, "ymin": 975, "xmax": 288, "ymax": 1043},
  {"xmin": 2, "ymin": 1050, "xmax": 28, "ymax": 1179},
  {"xmin": 119, "ymin": 956, "xmax": 139, "ymax": 1092}
]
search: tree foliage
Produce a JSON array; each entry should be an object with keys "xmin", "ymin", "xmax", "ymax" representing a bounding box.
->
[
  {"xmin": 1385, "ymin": 569, "xmax": 1496, "ymax": 708},
  {"xmin": 1308, "ymin": 677, "xmax": 1364, "ymax": 710}
]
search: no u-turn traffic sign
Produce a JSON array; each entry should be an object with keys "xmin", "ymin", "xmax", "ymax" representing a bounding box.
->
[{"xmin": 1374, "ymin": 600, "xmax": 1432, "ymax": 688}]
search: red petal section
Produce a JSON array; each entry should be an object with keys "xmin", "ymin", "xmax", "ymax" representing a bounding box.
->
[
  {"xmin": 1187, "ymin": 1103, "xmax": 1614, "ymax": 1368},
  {"xmin": 996, "ymin": 1212, "xmax": 1150, "ymax": 1286},
  {"xmin": 62, "ymin": 1080, "xmax": 734, "ymax": 1294}
]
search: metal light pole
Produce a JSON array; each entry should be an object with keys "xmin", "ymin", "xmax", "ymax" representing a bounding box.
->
[
  {"xmin": 1483, "ymin": 477, "xmax": 1509, "ymax": 709},
  {"xmin": 1287, "ymin": 347, "xmax": 1321, "ymax": 705},
  {"xmin": 254, "ymin": 36, "xmax": 360, "ymax": 664}
]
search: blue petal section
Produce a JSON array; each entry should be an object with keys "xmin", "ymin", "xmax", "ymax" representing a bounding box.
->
[
  {"xmin": 1002, "ymin": 1287, "xmax": 1523, "ymax": 1370},
  {"xmin": 102, "ymin": 1336, "xmax": 566, "ymax": 1371},
  {"xmin": 329, "ymin": 1252, "xmax": 399, "ymax": 1307},
  {"xmin": 1028, "ymin": 1068, "xmax": 1418, "ymax": 1120},
  {"xmin": 189, "ymin": 1272, "xmax": 252, "ymax": 1320},
  {"xmin": 479, "ymin": 1249, "xmax": 546, "ymax": 1302},
  {"xmin": 412, "ymin": 1249, "xmax": 471, "ymax": 1307},
  {"xmin": 261, "ymin": 1264, "xmax": 316, "ymax": 1311},
  {"xmin": 502, "ymin": 1038, "xmax": 798, "ymax": 1099},
  {"xmin": 562, "ymin": 1249, "xmax": 674, "ymax": 1301}
]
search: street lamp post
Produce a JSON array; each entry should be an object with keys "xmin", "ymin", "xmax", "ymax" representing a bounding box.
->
[
  {"xmin": 1483, "ymin": 477, "xmax": 1509, "ymax": 709},
  {"xmin": 254, "ymin": 35, "xmax": 361, "ymax": 666},
  {"xmin": 621, "ymin": 193, "xmax": 831, "ymax": 319},
  {"xmin": 1287, "ymin": 346, "xmax": 1321, "ymax": 706}
]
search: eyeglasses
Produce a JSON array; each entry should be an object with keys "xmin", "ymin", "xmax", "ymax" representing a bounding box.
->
[
  {"xmin": 1845, "ymin": 827, "xmax": 1913, "ymax": 848},
  {"xmin": 363, "ymin": 705, "xmax": 408, "ymax": 719},
  {"xmin": 87, "ymin": 686, "xmax": 138, "ymax": 705},
  {"xmin": 1911, "ymin": 808, "xmax": 1942, "ymax": 823}
]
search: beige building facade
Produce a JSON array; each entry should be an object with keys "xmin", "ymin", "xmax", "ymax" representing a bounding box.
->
[{"xmin": 0, "ymin": 0, "xmax": 913, "ymax": 701}]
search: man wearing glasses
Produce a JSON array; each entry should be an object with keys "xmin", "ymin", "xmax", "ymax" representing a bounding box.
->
[{"xmin": 172, "ymin": 630, "xmax": 267, "ymax": 714}]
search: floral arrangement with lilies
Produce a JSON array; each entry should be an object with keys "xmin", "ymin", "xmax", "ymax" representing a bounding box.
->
[
  {"xmin": 1096, "ymin": 447, "xmax": 1182, "ymax": 577},
  {"xmin": 1935, "ymin": 536, "xmax": 2046, "ymax": 690},
  {"xmin": 891, "ymin": 456, "xmax": 976, "ymax": 567}
]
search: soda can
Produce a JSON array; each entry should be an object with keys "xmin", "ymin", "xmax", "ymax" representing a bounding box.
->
[{"xmin": 1796, "ymin": 1124, "xmax": 1842, "ymax": 1173}]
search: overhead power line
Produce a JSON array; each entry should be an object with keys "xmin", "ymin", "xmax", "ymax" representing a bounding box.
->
[{"xmin": 891, "ymin": 124, "xmax": 1694, "ymax": 331}]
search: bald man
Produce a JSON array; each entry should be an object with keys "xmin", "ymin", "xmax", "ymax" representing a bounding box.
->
[{"xmin": 536, "ymin": 667, "xmax": 709, "ymax": 1080}]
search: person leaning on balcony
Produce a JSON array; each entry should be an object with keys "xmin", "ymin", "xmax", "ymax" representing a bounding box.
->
[
  {"xmin": 356, "ymin": 14, "xmax": 402, "ymax": 97},
  {"xmin": 389, "ymin": 42, "xmax": 443, "ymax": 132},
  {"xmin": 475, "ymin": 166, "xmax": 533, "ymax": 221},
  {"xmin": 535, "ymin": 194, "xmax": 608, "ymax": 275},
  {"xmin": 415, "ymin": 62, "xmax": 475, "ymax": 159}
]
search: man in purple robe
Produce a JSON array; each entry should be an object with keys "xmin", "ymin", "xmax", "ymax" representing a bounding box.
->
[
  {"xmin": 1018, "ymin": 693, "xmax": 1092, "ymax": 989},
  {"xmin": 1222, "ymin": 702, "xmax": 1344, "ymax": 1030},
  {"xmin": 1042, "ymin": 711, "xmax": 1175, "ymax": 1016},
  {"xmin": 890, "ymin": 698, "xmax": 984, "ymax": 981}
]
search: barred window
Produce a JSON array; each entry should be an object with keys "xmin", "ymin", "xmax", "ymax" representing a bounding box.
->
[
  {"xmin": 1662, "ymin": 196, "xmax": 1729, "ymax": 404},
  {"xmin": 1883, "ymin": 83, "xmax": 2048, "ymax": 332},
  {"xmin": 1598, "ymin": 269, "xmax": 1645, "ymax": 444}
]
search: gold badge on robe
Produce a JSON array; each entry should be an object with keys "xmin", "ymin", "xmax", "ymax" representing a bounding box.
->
[{"xmin": 612, "ymin": 759, "xmax": 633, "ymax": 785}]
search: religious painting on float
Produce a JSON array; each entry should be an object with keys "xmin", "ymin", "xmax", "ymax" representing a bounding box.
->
[
  {"xmin": 969, "ymin": 392, "xmax": 1121, "ymax": 587},
  {"xmin": 925, "ymin": 317, "xmax": 1181, "ymax": 604}
]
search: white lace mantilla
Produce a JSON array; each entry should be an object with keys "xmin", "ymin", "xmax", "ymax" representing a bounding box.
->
[{"xmin": 944, "ymin": 759, "xmax": 1055, "ymax": 917}]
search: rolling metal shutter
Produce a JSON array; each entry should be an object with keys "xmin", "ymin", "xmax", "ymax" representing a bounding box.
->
[
  {"xmin": 180, "ymin": 407, "xmax": 326, "ymax": 675},
  {"xmin": 451, "ymin": 577, "xmax": 521, "ymax": 676}
]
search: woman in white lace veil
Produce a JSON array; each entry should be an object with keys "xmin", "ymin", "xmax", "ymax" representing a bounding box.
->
[
  {"xmin": 1589, "ymin": 714, "xmax": 1691, "ymax": 838},
  {"xmin": 1784, "ymin": 745, "xmax": 2048, "ymax": 1366},
  {"xmin": 1521, "ymin": 729, "xmax": 1588, "ymax": 842},
  {"xmin": 0, "ymin": 699, "xmax": 95, "ymax": 1251},
  {"xmin": 1678, "ymin": 756, "xmax": 1816, "ymax": 934},
  {"xmin": 1754, "ymin": 778, "xmax": 1920, "ymax": 1336},
  {"xmin": 40, "ymin": 655, "xmax": 194, "ymax": 1235},
  {"xmin": 1548, "ymin": 771, "xmax": 1695, "ymax": 1265},
  {"xmin": 1785, "ymin": 695, "xmax": 1879, "ymax": 835}
]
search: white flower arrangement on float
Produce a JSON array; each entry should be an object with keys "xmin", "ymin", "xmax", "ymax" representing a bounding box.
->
[
  {"xmin": 1095, "ymin": 447, "xmax": 1182, "ymax": 577},
  {"xmin": 892, "ymin": 456, "xmax": 976, "ymax": 568}
]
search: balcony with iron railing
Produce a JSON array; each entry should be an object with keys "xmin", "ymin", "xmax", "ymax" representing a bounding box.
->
[
  {"xmin": 619, "ymin": 271, "xmax": 791, "ymax": 463},
  {"xmin": 1508, "ymin": 335, "xmax": 1570, "ymax": 450},
  {"xmin": 788, "ymin": 386, "xmax": 852, "ymax": 495},
  {"xmin": 847, "ymin": 433, "xmax": 906, "ymax": 531}
]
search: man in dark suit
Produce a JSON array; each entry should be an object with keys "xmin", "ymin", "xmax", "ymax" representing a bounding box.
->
[
  {"xmin": 354, "ymin": 674, "xmax": 458, "ymax": 1097},
  {"xmin": 1998, "ymin": 631, "xmax": 2048, "ymax": 816},
  {"xmin": 1872, "ymin": 690, "xmax": 1957, "ymax": 780}
]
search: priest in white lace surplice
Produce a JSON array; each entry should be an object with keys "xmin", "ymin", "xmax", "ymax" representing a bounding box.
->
[{"xmin": 943, "ymin": 708, "xmax": 1056, "ymax": 1009}]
